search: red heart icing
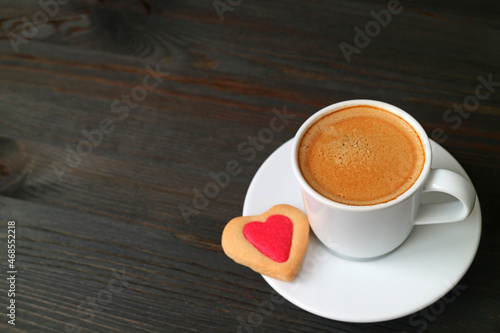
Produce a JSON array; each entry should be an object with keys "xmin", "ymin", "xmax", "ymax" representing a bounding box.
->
[{"xmin": 243, "ymin": 215, "xmax": 293, "ymax": 263}]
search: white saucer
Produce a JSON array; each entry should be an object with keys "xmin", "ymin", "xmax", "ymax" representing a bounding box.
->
[{"xmin": 242, "ymin": 139, "xmax": 481, "ymax": 323}]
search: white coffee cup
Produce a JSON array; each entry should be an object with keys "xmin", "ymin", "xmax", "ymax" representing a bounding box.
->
[{"xmin": 291, "ymin": 100, "xmax": 477, "ymax": 260}]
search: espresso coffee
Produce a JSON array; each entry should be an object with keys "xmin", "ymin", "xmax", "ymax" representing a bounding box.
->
[{"xmin": 298, "ymin": 105, "xmax": 425, "ymax": 206}]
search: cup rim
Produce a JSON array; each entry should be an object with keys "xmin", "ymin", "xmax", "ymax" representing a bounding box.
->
[{"xmin": 291, "ymin": 99, "xmax": 432, "ymax": 212}]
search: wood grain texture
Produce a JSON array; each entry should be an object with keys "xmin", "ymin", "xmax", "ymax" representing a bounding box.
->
[{"xmin": 0, "ymin": 0, "xmax": 499, "ymax": 332}]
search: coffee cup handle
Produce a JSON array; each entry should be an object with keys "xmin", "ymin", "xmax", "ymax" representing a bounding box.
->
[{"xmin": 414, "ymin": 169, "xmax": 476, "ymax": 225}]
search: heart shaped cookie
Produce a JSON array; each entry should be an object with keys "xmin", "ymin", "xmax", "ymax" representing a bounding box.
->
[{"xmin": 221, "ymin": 204, "xmax": 310, "ymax": 281}]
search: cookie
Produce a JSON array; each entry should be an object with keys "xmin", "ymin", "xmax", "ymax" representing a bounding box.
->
[{"xmin": 221, "ymin": 204, "xmax": 310, "ymax": 281}]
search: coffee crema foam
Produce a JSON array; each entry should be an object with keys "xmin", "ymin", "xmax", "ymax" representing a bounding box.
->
[{"xmin": 298, "ymin": 105, "xmax": 425, "ymax": 206}]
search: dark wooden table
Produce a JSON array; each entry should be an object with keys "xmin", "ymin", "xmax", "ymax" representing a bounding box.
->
[{"xmin": 0, "ymin": 0, "xmax": 499, "ymax": 332}]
